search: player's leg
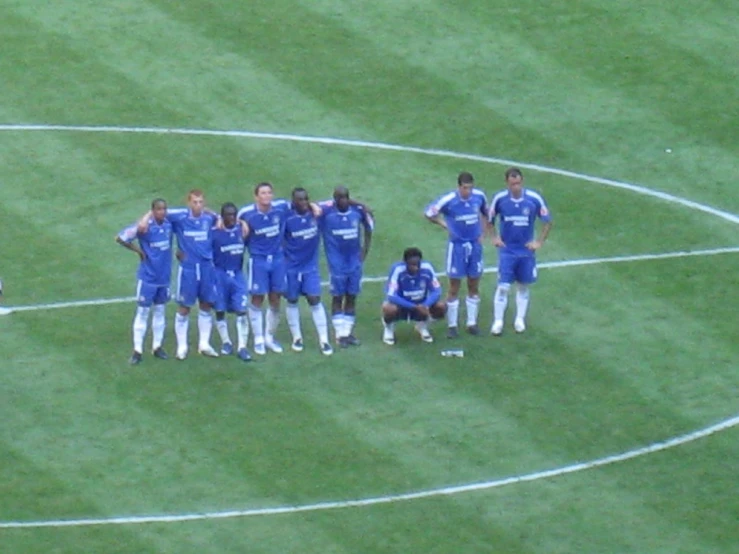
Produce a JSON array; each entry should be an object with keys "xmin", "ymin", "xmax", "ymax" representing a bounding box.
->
[
  {"xmin": 130, "ymin": 280, "xmax": 152, "ymax": 364},
  {"xmin": 514, "ymin": 255, "xmax": 538, "ymax": 333},
  {"xmin": 232, "ymin": 274, "xmax": 251, "ymax": 361},
  {"xmin": 195, "ymin": 264, "xmax": 219, "ymax": 357},
  {"xmin": 174, "ymin": 266, "xmax": 197, "ymax": 360},
  {"xmin": 445, "ymin": 242, "xmax": 464, "ymax": 338},
  {"xmin": 151, "ymin": 286, "xmax": 169, "ymax": 359},
  {"xmin": 285, "ymin": 270, "xmax": 304, "ymax": 351},
  {"xmin": 247, "ymin": 257, "xmax": 268, "ymax": 355},
  {"xmin": 264, "ymin": 260, "xmax": 286, "ymax": 353},
  {"xmin": 330, "ymin": 272, "xmax": 348, "ymax": 344},
  {"xmin": 306, "ymin": 291, "xmax": 332, "ymax": 355},
  {"xmin": 214, "ymin": 271, "xmax": 233, "ymax": 355},
  {"xmin": 416, "ymin": 300, "xmax": 448, "ymax": 343},
  {"xmin": 491, "ymin": 252, "xmax": 515, "ymax": 336},
  {"xmin": 342, "ymin": 267, "xmax": 363, "ymax": 346},
  {"xmin": 464, "ymin": 242, "xmax": 484, "ymax": 335},
  {"xmin": 381, "ymin": 302, "xmax": 401, "ymax": 345}
]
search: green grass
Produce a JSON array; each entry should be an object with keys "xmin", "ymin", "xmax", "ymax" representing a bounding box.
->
[{"xmin": 0, "ymin": 1, "xmax": 737, "ymax": 553}]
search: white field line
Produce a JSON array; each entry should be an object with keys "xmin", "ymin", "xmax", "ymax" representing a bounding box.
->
[
  {"xmin": 2, "ymin": 246, "xmax": 738, "ymax": 315},
  {"xmin": 1, "ymin": 124, "xmax": 737, "ymax": 529},
  {"xmin": 1, "ymin": 124, "xmax": 738, "ymax": 226},
  {"xmin": 1, "ymin": 414, "xmax": 736, "ymax": 529}
]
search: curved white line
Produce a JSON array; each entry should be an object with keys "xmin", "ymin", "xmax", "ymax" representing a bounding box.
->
[
  {"xmin": 1, "ymin": 124, "xmax": 737, "ymax": 225},
  {"xmin": 0, "ymin": 124, "xmax": 736, "ymax": 529},
  {"xmin": 1, "ymin": 414, "xmax": 736, "ymax": 529},
  {"xmin": 2, "ymin": 247, "xmax": 738, "ymax": 315}
]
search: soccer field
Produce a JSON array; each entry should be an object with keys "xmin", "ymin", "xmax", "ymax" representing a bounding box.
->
[{"xmin": 1, "ymin": 1, "xmax": 737, "ymax": 553}]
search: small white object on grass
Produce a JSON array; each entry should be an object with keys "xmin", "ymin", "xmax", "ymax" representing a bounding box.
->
[{"xmin": 665, "ymin": 148, "xmax": 672, "ymax": 153}]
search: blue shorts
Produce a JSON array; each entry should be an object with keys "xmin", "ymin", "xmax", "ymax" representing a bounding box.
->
[
  {"xmin": 136, "ymin": 280, "xmax": 170, "ymax": 307},
  {"xmin": 498, "ymin": 250, "xmax": 538, "ymax": 284},
  {"xmin": 392, "ymin": 306, "xmax": 426, "ymax": 322},
  {"xmin": 215, "ymin": 269, "xmax": 248, "ymax": 313},
  {"xmin": 176, "ymin": 262, "xmax": 218, "ymax": 307},
  {"xmin": 248, "ymin": 254, "xmax": 286, "ymax": 295},
  {"xmin": 286, "ymin": 268, "xmax": 322, "ymax": 301},
  {"xmin": 446, "ymin": 241, "xmax": 483, "ymax": 279},
  {"xmin": 329, "ymin": 266, "xmax": 363, "ymax": 297}
]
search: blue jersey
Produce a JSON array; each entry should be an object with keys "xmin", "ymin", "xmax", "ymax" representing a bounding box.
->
[
  {"xmin": 284, "ymin": 208, "xmax": 321, "ymax": 271},
  {"xmin": 320, "ymin": 202, "xmax": 374, "ymax": 273},
  {"xmin": 166, "ymin": 208, "xmax": 218, "ymax": 266},
  {"xmin": 118, "ymin": 218, "xmax": 173, "ymax": 285},
  {"xmin": 238, "ymin": 199, "xmax": 290, "ymax": 257},
  {"xmin": 425, "ymin": 189, "xmax": 488, "ymax": 242},
  {"xmin": 385, "ymin": 261, "xmax": 442, "ymax": 308},
  {"xmin": 488, "ymin": 188, "xmax": 552, "ymax": 254},
  {"xmin": 212, "ymin": 225, "xmax": 246, "ymax": 273}
]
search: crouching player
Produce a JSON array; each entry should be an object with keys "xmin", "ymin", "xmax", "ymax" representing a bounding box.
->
[{"xmin": 381, "ymin": 247, "xmax": 447, "ymax": 345}]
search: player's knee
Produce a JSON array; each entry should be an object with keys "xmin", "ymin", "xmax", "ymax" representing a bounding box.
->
[
  {"xmin": 516, "ymin": 284, "xmax": 530, "ymax": 299},
  {"xmin": 495, "ymin": 283, "xmax": 511, "ymax": 300},
  {"xmin": 430, "ymin": 302, "xmax": 447, "ymax": 319},
  {"xmin": 306, "ymin": 295, "xmax": 321, "ymax": 306},
  {"xmin": 447, "ymin": 279, "xmax": 461, "ymax": 297},
  {"xmin": 467, "ymin": 278, "xmax": 481, "ymax": 296},
  {"xmin": 382, "ymin": 302, "xmax": 398, "ymax": 317}
]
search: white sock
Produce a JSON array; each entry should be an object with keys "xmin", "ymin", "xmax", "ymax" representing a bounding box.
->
[
  {"xmin": 286, "ymin": 302, "xmax": 302, "ymax": 342},
  {"xmin": 494, "ymin": 284, "xmax": 511, "ymax": 322},
  {"xmin": 216, "ymin": 318, "xmax": 231, "ymax": 345},
  {"xmin": 447, "ymin": 299, "xmax": 459, "ymax": 328},
  {"xmin": 236, "ymin": 314, "xmax": 249, "ymax": 349},
  {"xmin": 175, "ymin": 312, "xmax": 189, "ymax": 351},
  {"xmin": 466, "ymin": 296, "xmax": 480, "ymax": 327},
  {"xmin": 249, "ymin": 305, "xmax": 264, "ymax": 345},
  {"xmin": 311, "ymin": 303, "xmax": 330, "ymax": 344},
  {"xmin": 516, "ymin": 285, "xmax": 530, "ymax": 321},
  {"xmin": 266, "ymin": 307, "xmax": 281, "ymax": 339},
  {"xmin": 344, "ymin": 313, "xmax": 356, "ymax": 337},
  {"xmin": 132, "ymin": 306, "xmax": 150, "ymax": 353},
  {"xmin": 383, "ymin": 319, "xmax": 396, "ymax": 332},
  {"xmin": 332, "ymin": 313, "xmax": 345, "ymax": 338},
  {"xmin": 198, "ymin": 310, "xmax": 214, "ymax": 349},
  {"xmin": 151, "ymin": 304, "xmax": 166, "ymax": 350}
]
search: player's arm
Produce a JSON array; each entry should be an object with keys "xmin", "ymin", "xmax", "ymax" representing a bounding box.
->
[
  {"xmin": 422, "ymin": 275, "xmax": 443, "ymax": 308},
  {"xmin": 487, "ymin": 202, "xmax": 505, "ymax": 247},
  {"xmin": 136, "ymin": 211, "xmax": 152, "ymax": 234},
  {"xmin": 526, "ymin": 199, "xmax": 553, "ymax": 251},
  {"xmin": 527, "ymin": 220, "xmax": 553, "ymax": 251},
  {"xmin": 361, "ymin": 209, "xmax": 374, "ymax": 262},
  {"xmin": 348, "ymin": 198, "xmax": 374, "ymax": 217},
  {"xmin": 424, "ymin": 200, "xmax": 449, "ymax": 231},
  {"xmin": 310, "ymin": 202, "xmax": 322, "ymax": 217},
  {"xmin": 479, "ymin": 196, "xmax": 492, "ymax": 243},
  {"xmin": 116, "ymin": 226, "xmax": 146, "ymax": 261},
  {"xmin": 240, "ymin": 220, "xmax": 250, "ymax": 239}
]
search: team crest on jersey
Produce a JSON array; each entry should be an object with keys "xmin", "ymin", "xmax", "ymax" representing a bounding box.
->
[
  {"xmin": 353, "ymin": 220, "xmax": 360, "ymax": 229},
  {"xmin": 272, "ymin": 215, "xmax": 280, "ymax": 224},
  {"xmin": 523, "ymin": 207, "xmax": 530, "ymax": 216},
  {"xmin": 201, "ymin": 220, "xmax": 209, "ymax": 230}
]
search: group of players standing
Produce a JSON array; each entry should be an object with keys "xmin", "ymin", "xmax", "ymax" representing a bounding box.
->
[{"xmin": 117, "ymin": 167, "xmax": 552, "ymax": 365}]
